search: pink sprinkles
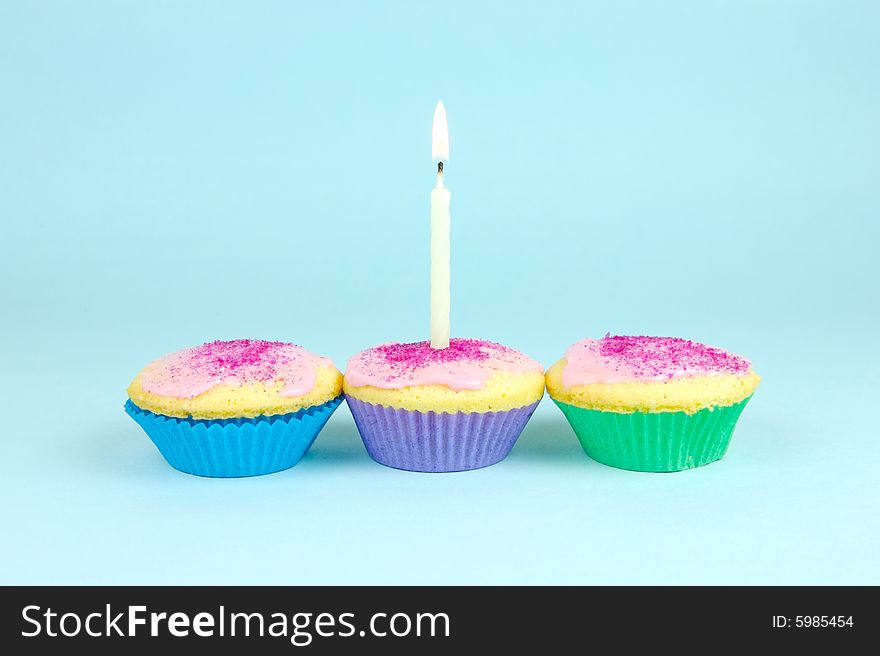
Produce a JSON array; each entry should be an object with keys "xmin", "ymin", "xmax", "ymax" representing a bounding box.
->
[
  {"xmin": 595, "ymin": 335, "xmax": 750, "ymax": 379},
  {"xmin": 167, "ymin": 339, "xmax": 296, "ymax": 382},
  {"xmin": 368, "ymin": 338, "xmax": 516, "ymax": 381},
  {"xmin": 372, "ymin": 338, "xmax": 500, "ymax": 366},
  {"xmin": 140, "ymin": 339, "xmax": 331, "ymax": 399}
]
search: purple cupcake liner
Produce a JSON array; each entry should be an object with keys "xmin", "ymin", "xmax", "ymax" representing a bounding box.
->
[{"xmin": 346, "ymin": 396, "xmax": 541, "ymax": 473}]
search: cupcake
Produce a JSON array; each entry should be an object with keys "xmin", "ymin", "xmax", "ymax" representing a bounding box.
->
[
  {"xmin": 344, "ymin": 338, "xmax": 544, "ymax": 472},
  {"xmin": 125, "ymin": 339, "xmax": 343, "ymax": 477},
  {"xmin": 546, "ymin": 335, "xmax": 760, "ymax": 472}
]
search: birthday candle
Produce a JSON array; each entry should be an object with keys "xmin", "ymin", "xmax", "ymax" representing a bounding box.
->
[{"xmin": 430, "ymin": 101, "xmax": 451, "ymax": 350}]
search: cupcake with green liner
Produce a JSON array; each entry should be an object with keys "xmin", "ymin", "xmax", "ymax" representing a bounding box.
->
[
  {"xmin": 546, "ymin": 335, "xmax": 760, "ymax": 472},
  {"xmin": 344, "ymin": 338, "xmax": 545, "ymax": 472},
  {"xmin": 125, "ymin": 339, "xmax": 343, "ymax": 477}
]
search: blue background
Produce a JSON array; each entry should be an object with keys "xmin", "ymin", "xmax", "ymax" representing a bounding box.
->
[{"xmin": 1, "ymin": 1, "xmax": 877, "ymax": 584}]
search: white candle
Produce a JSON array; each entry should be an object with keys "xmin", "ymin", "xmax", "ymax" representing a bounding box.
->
[{"xmin": 430, "ymin": 101, "xmax": 451, "ymax": 349}]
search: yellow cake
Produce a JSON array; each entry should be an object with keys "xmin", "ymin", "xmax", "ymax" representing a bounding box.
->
[
  {"xmin": 127, "ymin": 339, "xmax": 343, "ymax": 420},
  {"xmin": 344, "ymin": 339, "xmax": 544, "ymax": 413},
  {"xmin": 546, "ymin": 361, "xmax": 760, "ymax": 415},
  {"xmin": 344, "ymin": 369, "xmax": 544, "ymax": 413},
  {"xmin": 546, "ymin": 335, "xmax": 759, "ymax": 414}
]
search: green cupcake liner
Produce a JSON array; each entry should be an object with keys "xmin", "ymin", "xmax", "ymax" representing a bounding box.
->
[{"xmin": 552, "ymin": 396, "xmax": 753, "ymax": 472}]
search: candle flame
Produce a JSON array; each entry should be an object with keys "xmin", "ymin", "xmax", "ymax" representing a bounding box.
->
[{"xmin": 431, "ymin": 101, "xmax": 449, "ymax": 161}]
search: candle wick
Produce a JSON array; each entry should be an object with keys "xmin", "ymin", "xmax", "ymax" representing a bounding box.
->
[{"xmin": 437, "ymin": 161, "xmax": 444, "ymax": 174}]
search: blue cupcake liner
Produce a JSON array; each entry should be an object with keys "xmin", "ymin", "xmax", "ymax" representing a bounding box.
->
[{"xmin": 124, "ymin": 396, "xmax": 343, "ymax": 478}]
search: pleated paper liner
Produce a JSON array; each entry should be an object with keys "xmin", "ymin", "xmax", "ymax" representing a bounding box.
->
[
  {"xmin": 346, "ymin": 396, "xmax": 541, "ymax": 473},
  {"xmin": 124, "ymin": 396, "xmax": 343, "ymax": 478},
  {"xmin": 552, "ymin": 395, "xmax": 753, "ymax": 472}
]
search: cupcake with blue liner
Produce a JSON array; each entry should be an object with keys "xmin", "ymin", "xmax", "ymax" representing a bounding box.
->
[
  {"xmin": 126, "ymin": 339, "xmax": 343, "ymax": 477},
  {"xmin": 344, "ymin": 338, "xmax": 544, "ymax": 473},
  {"xmin": 546, "ymin": 335, "xmax": 760, "ymax": 472}
]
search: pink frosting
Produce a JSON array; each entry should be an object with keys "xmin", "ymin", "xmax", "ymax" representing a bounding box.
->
[
  {"xmin": 562, "ymin": 335, "xmax": 752, "ymax": 387},
  {"xmin": 139, "ymin": 339, "xmax": 334, "ymax": 399},
  {"xmin": 345, "ymin": 338, "xmax": 544, "ymax": 391}
]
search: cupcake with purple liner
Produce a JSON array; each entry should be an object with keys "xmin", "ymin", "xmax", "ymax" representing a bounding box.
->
[
  {"xmin": 344, "ymin": 338, "xmax": 544, "ymax": 472},
  {"xmin": 126, "ymin": 339, "xmax": 343, "ymax": 477}
]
